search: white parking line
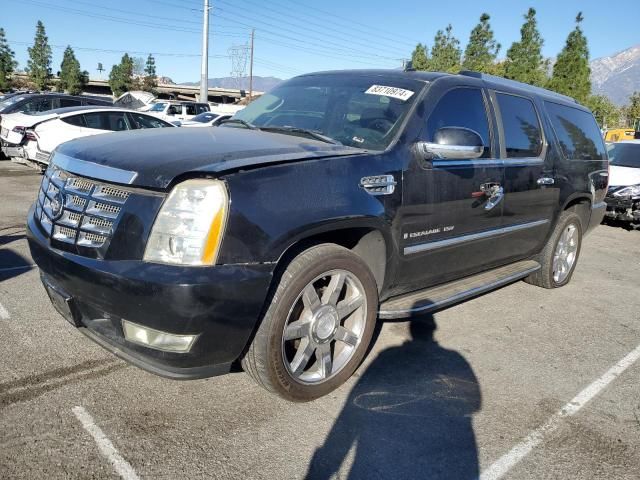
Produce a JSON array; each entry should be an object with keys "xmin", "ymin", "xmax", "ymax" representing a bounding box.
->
[
  {"xmin": 72, "ymin": 406, "xmax": 140, "ymax": 480},
  {"xmin": 0, "ymin": 264, "xmax": 36, "ymax": 273},
  {"xmin": 479, "ymin": 343, "xmax": 640, "ymax": 480},
  {"xmin": 0, "ymin": 301, "xmax": 9, "ymax": 319}
]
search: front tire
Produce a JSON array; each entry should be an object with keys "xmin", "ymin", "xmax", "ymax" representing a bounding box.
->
[
  {"xmin": 241, "ymin": 244, "xmax": 378, "ymax": 401},
  {"xmin": 525, "ymin": 210, "xmax": 582, "ymax": 289}
]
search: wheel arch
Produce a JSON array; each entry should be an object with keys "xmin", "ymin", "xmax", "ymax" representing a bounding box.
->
[{"xmin": 561, "ymin": 194, "xmax": 592, "ymax": 232}]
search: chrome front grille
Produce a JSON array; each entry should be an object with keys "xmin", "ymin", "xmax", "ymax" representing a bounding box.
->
[{"xmin": 36, "ymin": 165, "xmax": 130, "ymax": 249}]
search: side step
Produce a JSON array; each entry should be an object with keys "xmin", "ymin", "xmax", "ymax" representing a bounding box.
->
[{"xmin": 378, "ymin": 260, "xmax": 540, "ymax": 319}]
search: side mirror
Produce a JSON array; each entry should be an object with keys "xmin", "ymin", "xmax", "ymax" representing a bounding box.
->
[{"xmin": 416, "ymin": 127, "xmax": 484, "ymax": 160}]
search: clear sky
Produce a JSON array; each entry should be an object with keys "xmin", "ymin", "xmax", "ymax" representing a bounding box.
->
[{"xmin": 3, "ymin": 0, "xmax": 639, "ymax": 85}]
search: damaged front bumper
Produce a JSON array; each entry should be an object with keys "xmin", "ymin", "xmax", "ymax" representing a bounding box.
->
[{"xmin": 604, "ymin": 195, "xmax": 640, "ymax": 222}]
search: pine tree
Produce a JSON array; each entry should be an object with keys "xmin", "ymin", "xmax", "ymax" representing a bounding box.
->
[
  {"xmin": 27, "ymin": 21, "xmax": 52, "ymax": 90},
  {"xmin": 504, "ymin": 8, "xmax": 548, "ymax": 86},
  {"xmin": 585, "ymin": 95, "xmax": 621, "ymax": 129},
  {"xmin": 547, "ymin": 13, "xmax": 591, "ymax": 104},
  {"xmin": 410, "ymin": 43, "xmax": 429, "ymax": 71},
  {"xmin": 0, "ymin": 28, "xmax": 17, "ymax": 91},
  {"xmin": 108, "ymin": 53, "xmax": 135, "ymax": 97},
  {"xmin": 57, "ymin": 46, "xmax": 87, "ymax": 95},
  {"xmin": 429, "ymin": 25, "xmax": 461, "ymax": 73},
  {"xmin": 462, "ymin": 13, "xmax": 501, "ymax": 73},
  {"xmin": 142, "ymin": 54, "xmax": 157, "ymax": 93}
]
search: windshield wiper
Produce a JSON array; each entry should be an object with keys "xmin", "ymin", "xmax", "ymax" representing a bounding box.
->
[
  {"xmin": 219, "ymin": 118, "xmax": 257, "ymax": 129},
  {"xmin": 258, "ymin": 126, "xmax": 342, "ymax": 145}
]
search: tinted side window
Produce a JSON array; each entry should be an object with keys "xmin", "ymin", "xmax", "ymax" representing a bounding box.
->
[
  {"xmin": 185, "ymin": 104, "xmax": 197, "ymax": 115},
  {"xmin": 128, "ymin": 113, "xmax": 171, "ymax": 129},
  {"xmin": 545, "ymin": 102, "xmax": 606, "ymax": 160},
  {"xmin": 59, "ymin": 98, "xmax": 82, "ymax": 108},
  {"xmin": 426, "ymin": 88, "xmax": 491, "ymax": 157},
  {"xmin": 22, "ymin": 98, "xmax": 53, "ymax": 113},
  {"xmin": 83, "ymin": 112, "xmax": 129, "ymax": 131},
  {"xmin": 62, "ymin": 115, "xmax": 85, "ymax": 127},
  {"xmin": 495, "ymin": 93, "xmax": 542, "ymax": 158},
  {"xmin": 196, "ymin": 104, "xmax": 208, "ymax": 114}
]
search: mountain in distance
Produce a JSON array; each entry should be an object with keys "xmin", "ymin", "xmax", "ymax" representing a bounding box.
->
[
  {"xmin": 181, "ymin": 76, "xmax": 282, "ymax": 93},
  {"xmin": 591, "ymin": 45, "xmax": 640, "ymax": 106}
]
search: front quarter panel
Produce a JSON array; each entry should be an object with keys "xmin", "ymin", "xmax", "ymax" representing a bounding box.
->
[{"xmin": 218, "ymin": 152, "xmax": 402, "ymax": 266}]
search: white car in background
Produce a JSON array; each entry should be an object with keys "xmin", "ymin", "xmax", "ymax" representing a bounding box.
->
[
  {"xmin": 0, "ymin": 106, "xmax": 174, "ymax": 166},
  {"xmin": 145, "ymin": 101, "xmax": 210, "ymax": 123},
  {"xmin": 179, "ymin": 112, "xmax": 232, "ymax": 127},
  {"xmin": 604, "ymin": 140, "xmax": 640, "ymax": 226}
]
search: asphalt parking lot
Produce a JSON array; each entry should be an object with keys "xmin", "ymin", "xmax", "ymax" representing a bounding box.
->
[{"xmin": 1, "ymin": 160, "xmax": 639, "ymax": 480}]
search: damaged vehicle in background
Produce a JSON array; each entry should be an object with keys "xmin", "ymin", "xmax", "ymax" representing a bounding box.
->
[
  {"xmin": 604, "ymin": 140, "xmax": 640, "ymax": 228},
  {"xmin": 0, "ymin": 106, "xmax": 174, "ymax": 168}
]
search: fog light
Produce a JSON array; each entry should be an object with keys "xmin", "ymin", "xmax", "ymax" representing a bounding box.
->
[{"xmin": 121, "ymin": 320, "xmax": 198, "ymax": 353}]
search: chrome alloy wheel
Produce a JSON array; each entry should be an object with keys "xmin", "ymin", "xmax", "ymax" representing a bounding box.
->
[
  {"xmin": 553, "ymin": 224, "xmax": 578, "ymax": 283},
  {"xmin": 281, "ymin": 269, "xmax": 367, "ymax": 384}
]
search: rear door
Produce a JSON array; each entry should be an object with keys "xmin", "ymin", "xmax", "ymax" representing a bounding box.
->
[
  {"xmin": 492, "ymin": 91, "xmax": 556, "ymax": 260},
  {"xmin": 396, "ymin": 81, "xmax": 506, "ymax": 293}
]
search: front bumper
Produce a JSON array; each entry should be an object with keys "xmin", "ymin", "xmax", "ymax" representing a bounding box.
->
[
  {"xmin": 27, "ymin": 206, "xmax": 275, "ymax": 379},
  {"xmin": 604, "ymin": 196, "xmax": 640, "ymax": 222}
]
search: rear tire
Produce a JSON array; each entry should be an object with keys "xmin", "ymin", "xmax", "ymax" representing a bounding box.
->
[
  {"xmin": 241, "ymin": 244, "xmax": 378, "ymax": 402},
  {"xmin": 525, "ymin": 211, "xmax": 582, "ymax": 289}
]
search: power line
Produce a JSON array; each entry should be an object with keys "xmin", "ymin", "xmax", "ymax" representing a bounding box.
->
[{"xmin": 218, "ymin": 0, "xmax": 411, "ymax": 57}]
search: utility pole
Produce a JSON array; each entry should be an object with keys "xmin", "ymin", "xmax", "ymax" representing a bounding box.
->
[
  {"xmin": 199, "ymin": 0, "xmax": 211, "ymax": 103},
  {"xmin": 249, "ymin": 29, "xmax": 255, "ymax": 101}
]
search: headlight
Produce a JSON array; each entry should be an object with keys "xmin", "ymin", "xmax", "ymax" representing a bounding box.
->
[
  {"xmin": 613, "ymin": 184, "xmax": 640, "ymax": 198},
  {"xmin": 144, "ymin": 179, "xmax": 229, "ymax": 265}
]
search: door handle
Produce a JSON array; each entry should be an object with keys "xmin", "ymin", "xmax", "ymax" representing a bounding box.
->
[
  {"xmin": 482, "ymin": 184, "xmax": 504, "ymax": 211},
  {"xmin": 537, "ymin": 177, "xmax": 555, "ymax": 186}
]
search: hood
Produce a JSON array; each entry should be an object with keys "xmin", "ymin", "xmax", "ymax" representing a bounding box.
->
[
  {"xmin": 53, "ymin": 126, "xmax": 365, "ymax": 189},
  {"xmin": 608, "ymin": 165, "xmax": 640, "ymax": 187}
]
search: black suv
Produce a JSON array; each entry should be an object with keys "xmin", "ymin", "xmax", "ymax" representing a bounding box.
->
[
  {"xmin": 0, "ymin": 92, "xmax": 111, "ymax": 115},
  {"xmin": 27, "ymin": 70, "xmax": 608, "ymax": 401}
]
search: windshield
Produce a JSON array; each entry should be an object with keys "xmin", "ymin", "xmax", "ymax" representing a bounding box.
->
[
  {"xmin": 608, "ymin": 143, "xmax": 640, "ymax": 168},
  {"xmin": 149, "ymin": 102, "xmax": 167, "ymax": 112},
  {"xmin": 192, "ymin": 112, "xmax": 219, "ymax": 123},
  {"xmin": 232, "ymin": 74, "xmax": 424, "ymax": 150},
  {"xmin": 0, "ymin": 95, "xmax": 26, "ymax": 109}
]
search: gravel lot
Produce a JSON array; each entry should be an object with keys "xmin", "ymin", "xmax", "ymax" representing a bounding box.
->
[{"xmin": 1, "ymin": 161, "xmax": 639, "ymax": 480}]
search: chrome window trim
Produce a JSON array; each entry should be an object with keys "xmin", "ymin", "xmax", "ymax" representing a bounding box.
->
[
  {"xmin": 52, "ymin": 152, "xmax": 138, "ymax": 185},
  {"xmin": 404, "ymin": 219, "xmax": 550, "ymax": 255},
  {"xmin": 432, "ymin": 158, "xmax": 544, "ymax": 168}
]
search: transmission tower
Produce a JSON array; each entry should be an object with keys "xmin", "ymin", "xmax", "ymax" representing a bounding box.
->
[{"xmin": 228, "ymin": 44, "xmax": 249, "ymax": 90}]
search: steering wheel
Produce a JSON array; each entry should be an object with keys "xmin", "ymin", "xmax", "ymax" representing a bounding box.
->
[{"xmin": 361, "ymin": 117, "xmax": 394, "ymax": 134}]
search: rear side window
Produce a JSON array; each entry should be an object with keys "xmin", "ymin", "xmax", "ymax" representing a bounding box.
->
[
  {"xmin": 195, "ymin": 104, "xmax": 209, "ymax": 114},
  {"xmin": 426, "ymin": 88, "xmax": 491, "ymax": 157},
  {"xmin": 22, "ymin": 98, "xmax": 54, "ymax": 113},
  {"xmin": 83, "ymin": 112, "xmax": 130, "ymax": 131},
  {"xmin": 545, "ymin": 102, "xmax": 606, "ymax": 160},
  {"xmin": 185, "ymin": 104, "xmax": 197, "ymax": 116},
  {"xmin": 495, "ymin": 93, "xmax": 542, "ymax": 158},
  {"xmin": 59, "ymin": 98, "xmax": 82, "ymax": 108},
  {"xmin": 62, "ymin": 115, "xmax": 85, "ymax": 127}
]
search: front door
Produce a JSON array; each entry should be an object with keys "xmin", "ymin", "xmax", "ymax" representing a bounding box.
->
[{"xmin": 395, "ymin": 84, "xmax": 507, "ymax": 294}]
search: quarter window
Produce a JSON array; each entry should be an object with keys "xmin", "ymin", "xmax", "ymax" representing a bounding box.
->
[
  {"xmin": 495, "ymin": 93, "xmax": 542, "ymax": 158},
  {"xmin": 426, "ymin": 88, "xmax": 491, "ymax": 158},
  {"xmin": 545, "ymin": 102, "xmax": 606, "ymax": 160}
]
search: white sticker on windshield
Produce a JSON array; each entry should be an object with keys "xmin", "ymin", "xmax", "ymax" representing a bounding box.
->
[{"xmin": 365, "ymin": 85, "xmax": 414, "ymax": 101}]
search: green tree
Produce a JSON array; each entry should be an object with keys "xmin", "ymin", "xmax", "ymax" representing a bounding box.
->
[
  {"xmin": 108, "ymin": 53, "xmax": 135, "ymax": 97},
  {"xmin": 462, "ymin": 13, "xmax": 501, "ymax": 73},
  {"xmin": 623, "ymin": 92, "xmax": 640, "ymax": 129},
  {"xmin": 142, "ymin": 54, "xmax": 157, "ymax": 93},
  {"xmin": 429, "ymin": 24, "xmax": 461, "ymax": 73},
  {"xmin": 504, "ymin": 8, "xmax": 548, "ymax": 86},
  {"xmin": 585, "ymin": 95, "xmax": 620, "ymax": 129},
  {"xmin": 0, "ymin": 28, "xmax": 17, "ymax": 91},
  {"xmin": 57, "ymin": 46, "xmax": 88, "ymax": 95},
  {"xmin": 27, "ymin": 20, "xmax": 52, "ymax": 90},
  {"xmin": 410, "ymin": 43, "xmax": 430, "ymax": 71},
  {"xmin": 547, "ymin": 13, "xmax": 591, "ymax": 104}
]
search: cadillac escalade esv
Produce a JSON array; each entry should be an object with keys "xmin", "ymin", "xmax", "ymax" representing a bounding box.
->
[{"xmin": 27, "ymin": 70, "xmax": 609, "ymax": 401}]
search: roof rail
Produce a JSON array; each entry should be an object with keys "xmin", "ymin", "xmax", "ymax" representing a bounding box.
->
[{"xmin": 458, "ymin": 70, "xmax": 578, "ymax": 104}]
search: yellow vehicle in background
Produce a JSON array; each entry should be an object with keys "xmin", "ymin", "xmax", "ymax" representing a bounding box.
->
[{"xmin": 604, "ymin": 129, "xmax": 639, "ymax": 142}]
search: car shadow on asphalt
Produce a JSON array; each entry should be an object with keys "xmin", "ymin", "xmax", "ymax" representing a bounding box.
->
[
  {"xmin": 306, "ymin": 313, "xmax": 481, "ymax": 480},
  {"xmin": 0, "ymin": 247, "xmax": 33, "ymax": 282}
]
